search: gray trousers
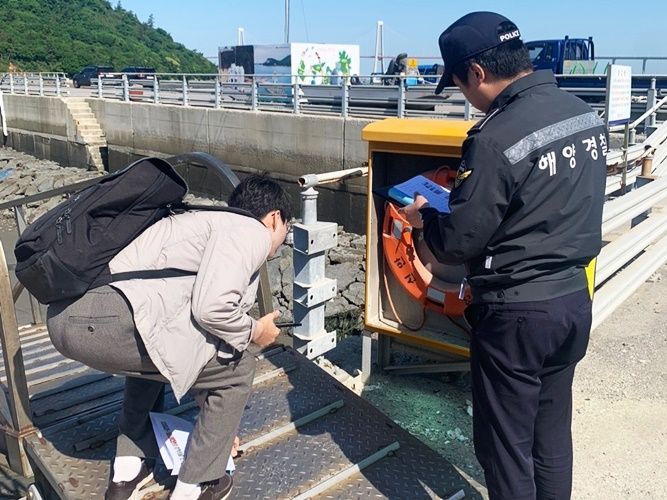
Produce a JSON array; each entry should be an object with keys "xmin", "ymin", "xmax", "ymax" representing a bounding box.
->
[{"xmin": 47, "ymin": 286, "xmax": 256, "ymax": 484}]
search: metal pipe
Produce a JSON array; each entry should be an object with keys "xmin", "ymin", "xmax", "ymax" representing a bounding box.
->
[
  {"xmin": 181, "ymin": 75, "xmax": 188, "ymax": 106},
  {"xmin": 153, "ymin": 76, "xmax": 160, "ymax": 104},
  {"xmin": 596, "ymin": 211, "xmax": 667, "ymax": 285},
  {"xmin": 214, "ymin": 78, "xmax": 221, "ymax": 109},
  {"xmin": 593, "ymin": 232, "xmax": 667, "ymax": 331},
  {"xmin": 292, "ymin": 442, "xmax": 401, "ymax": 500},
  {"xmin": 122, "ymin": 74, "xmax": 129, "ymax": 102},
  {"xmin": 298, "ymin": 166, "xmax": 368, "ymax": 188},
  {"xmin": 397, "ymin": 81, "xmax": 405, "ymax": 119},
  {"xmin": 293, "ymin": 81, "xmax": 300, "ymax": 114},
  {"xmin": 284, "ymin": 0, "xmax": 290, "ymax": 43},
  {"xmin": 610, "ymin": 94, "xmax": 667, "ymax": 132},
  {"xmin": 602, "ymin": 175, "xmax": 667, "ymax": 235},
  {"xmin": 251, "ymin": 77, "xmax": 258, "ymax": 111}
]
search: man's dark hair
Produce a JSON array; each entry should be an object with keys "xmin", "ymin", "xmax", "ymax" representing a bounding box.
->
[
  {"xmin": 228, "ymin": 174, "xmax": 293, "ymax": 222},
  {"xmin": 452, "ymin": 39, "xmax": 533, "ymax": 84}
]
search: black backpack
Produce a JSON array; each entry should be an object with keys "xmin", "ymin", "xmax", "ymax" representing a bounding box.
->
[{"xmin": 14, "ymin": 157, "xmax": 253, "ymax": 304}]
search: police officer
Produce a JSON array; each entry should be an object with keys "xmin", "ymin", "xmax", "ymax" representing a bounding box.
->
[{"xmin": 402, "ymin": 11, "xmax": 607, "ymax": 500}]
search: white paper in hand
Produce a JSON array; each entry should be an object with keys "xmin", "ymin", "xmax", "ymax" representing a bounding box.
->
[
  {"xmin": 149, "ymin": 412, "xmax": 236, "ymax": 476},
  {"xmin": 150, "ymin": 412, "xmax": 193, "ymax": 476}
]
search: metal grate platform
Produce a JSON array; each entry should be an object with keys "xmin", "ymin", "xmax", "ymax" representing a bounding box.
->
[{"xmin": 2, "ymin": 325, "xmax": 481, "ymax": 499}]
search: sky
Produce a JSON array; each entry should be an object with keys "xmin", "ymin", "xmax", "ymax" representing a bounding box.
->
[{"xmin": 119, "ymin": 0, "xmax": 667, "ymax": 74}]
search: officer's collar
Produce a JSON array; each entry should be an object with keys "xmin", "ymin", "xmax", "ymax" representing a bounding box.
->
[{"xmin": 487, "ymin": 70, "xmax": 557, "ymax": 113}]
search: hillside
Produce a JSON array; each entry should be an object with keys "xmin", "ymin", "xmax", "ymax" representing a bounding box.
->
[{"xmin": 0, "ymin": 0, "xmax": 216, "ymax": 74}]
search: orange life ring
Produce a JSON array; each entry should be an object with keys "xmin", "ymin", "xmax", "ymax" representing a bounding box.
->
[{"xmin": 381, "ymin": 170, "xmax": 471, "ymax": 318}]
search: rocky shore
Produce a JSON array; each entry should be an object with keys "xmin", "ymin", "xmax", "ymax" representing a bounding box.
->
[{"xmin": 0, "ymin": 147, "xmax": 367, "ymax": 334}]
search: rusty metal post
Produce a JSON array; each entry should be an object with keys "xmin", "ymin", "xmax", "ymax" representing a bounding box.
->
[
  {"xmin": 0, "ymin": 241, "xmax": 36, "ymax": 476},
  {"xmin": 14, "ymin": 206, "xmax": 42, "ymax": 325},
  {"xmin": 633, "ymin": 154, "xmax": 657, "ymax": 228},
  {"xmin": 641, "ymin": 153, "xmax": 654, "ymax": 177}
]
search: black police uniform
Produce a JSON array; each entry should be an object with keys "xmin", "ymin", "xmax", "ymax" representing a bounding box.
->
[{"xmin": 420, "ymin": 70, "xmax": 607, "ymax": 500}]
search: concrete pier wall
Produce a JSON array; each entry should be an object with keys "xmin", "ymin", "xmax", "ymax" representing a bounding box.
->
[{"xmin": 1, "ymin": 94, "xmax": 373, "ymax": 231}]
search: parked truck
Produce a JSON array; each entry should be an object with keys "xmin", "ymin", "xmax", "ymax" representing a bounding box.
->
[
  {"xmin": 527, "ymin": 36, "xmax": 667, "ymax": 93},
  {"xmin": 421, "ymin": 36, "xmax": 667, "ymax": 94}
]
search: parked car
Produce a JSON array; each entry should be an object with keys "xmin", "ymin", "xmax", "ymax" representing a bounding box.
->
[
  {"xmin": 121, "ymin": 66, "xmax": 156, "ymax": 79},
  {"xmin": 72, "ymin": 65, "xmax": 114, "ymax": 88}
]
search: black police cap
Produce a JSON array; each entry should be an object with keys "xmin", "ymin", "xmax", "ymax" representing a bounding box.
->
[{"xmin": 435, "ymin": 11, "xmax": 521, "ymax": 94}]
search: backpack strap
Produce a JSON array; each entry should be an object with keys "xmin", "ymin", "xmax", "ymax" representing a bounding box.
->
[
  {"xmin": 171, "ymin": 203, "xmax": 263, "ymax": 223},
  {"xmin": 110, "ymin": 268, "xmax": 196, "ymax": 282},
  {"xmin": 109, "ymin": 204, "xmax": 263, "ymax": 284}
]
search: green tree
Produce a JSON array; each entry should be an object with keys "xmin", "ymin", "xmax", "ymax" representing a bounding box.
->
[{"xmin": 0, "ymin": 0, "xmax": 216, "ymax": 74}]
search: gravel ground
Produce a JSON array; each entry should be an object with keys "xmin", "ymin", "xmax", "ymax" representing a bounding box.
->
[{"xmin": 322, "ymin": 264, "xmax": 667, "ymax": 499}]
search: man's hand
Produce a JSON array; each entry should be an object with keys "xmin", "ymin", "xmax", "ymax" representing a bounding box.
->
[
  {"xmin": 252, "ymin": 310, "xmax": 281, "ymax": 347},
  {"xmin": 399, "ymin": 194, "xmax": 429, "ymax": 229},
  {"xmin": 231, "ymin": 436, "xmax": 241, "ymax": 458}
]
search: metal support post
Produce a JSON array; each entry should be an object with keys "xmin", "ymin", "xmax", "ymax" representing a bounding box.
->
[
  {"xmin": 214, "ymin": 78, "xmax": 221, "ymax": 109},
  {"xmin": 645, "ymin": 78, "xmax": 657, "ymax": 133},
  {"xmin": 373, "ymin": 20, "xmax": 385, "ymax": 75},
  {"xmin": 55, "ymin": 74, "xmax": 61, "ymax": 96},
  {"xmin": 251, "ymin": 78, "xmax": 258, "ymax": 111},
  {"xmin": 464, "ymin": 99, "xmax": 472, "ymax": 120},
  {"xmin": 122, "ymin": 74, "xmax": 129, "ymax": 102},
  {"xmin": 9, "ymin": 74, "xmax": 14, "ymax": 94},
  {"xmin": 23, "ymin": 74, "xmax": 28, "ymax": 95},
  {"xmin": 97, "ymin": 74, "xmax": 103, "ymax": 98},
  {"xmin": 13, "ymin": 206, "xmax": 42, "ymax": 325},
  {"xmin": 153, "ymin": 77, "xmax": 160, "ymax": 104},
  {"xmin": 0, "ymin": 241, "xmax": 36, "ymax": 476},
  {"xmin": 293, "ymin": 81, "xmax": 300, "ymax": 114},
  {"xmin": 621, "ymin": 122, "xmax": 630, "ymax": 194},
  {"xmin": 182, "ymin": 75, "xmax": 189, "ymax": 106},
  {"xmin": 360, "ymin": 330, "xmax": 372, "ymax": 384},
  {"xmin": 397, "ymin": 81, "xmax": 405, "ymax": 118},
  {"xmin": 38, "ymin": 74, "xmax": 44, "ymax": 96},
  {"xmin": 341, "ymin": 82, "xmax": 349, "ymax": 118},
  {"xmin": 376, "ymin": 332, "xmax": 391, "ymax": 371},
  {"xmin": 292, "ymin": 187, "xmax": 338, "ymax": 359}
]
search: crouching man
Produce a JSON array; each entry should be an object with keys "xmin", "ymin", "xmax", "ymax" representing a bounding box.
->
[{"xmin": 47, "ymin": 174, "xmax": 292, "ymax": 500}]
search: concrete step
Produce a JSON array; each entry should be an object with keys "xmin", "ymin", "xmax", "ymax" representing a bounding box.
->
[
  {"xmin": 79, "ymin": 130, "xmax": 105, "ymax": 143},
  {"xmin": 74, "ymin": 114, "xmax": 96, "ymax": 121},
  {"xmin": 78, "ymin": 125, "xmax": 103, "ymax": 133},
  {"xmin": 83, "ymin": 141, "xmax": 107, "ymax": 149},
  {"xmin": 67, "ymin": 104, "xmax": 92, "ymax": 112}
]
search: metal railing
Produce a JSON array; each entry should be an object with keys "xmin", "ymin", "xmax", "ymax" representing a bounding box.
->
[
  {"xmin": 596, "ymin": 56, "xmax": 667, "ymax": 74},
  {"xmin": 0, "ymin": 72, "xmax": 69, "ymax": 97},
  {"xmin": 4, "ymin": 71, "xmax": 667, "ymax": 123}
]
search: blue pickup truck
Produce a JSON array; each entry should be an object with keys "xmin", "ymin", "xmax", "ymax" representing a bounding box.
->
[
  {"xmin": 527, "ymin": 36, "xmax": 597, "ymax": 74},
  {"xmin": 420, "ymin": 36, "xmax": 666, "ymax": 95}
]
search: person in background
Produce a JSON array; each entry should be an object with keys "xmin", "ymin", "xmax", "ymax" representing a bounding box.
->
[{"xmin": 402, "ymin": 11, "xmax": 607, "ymax": 500}]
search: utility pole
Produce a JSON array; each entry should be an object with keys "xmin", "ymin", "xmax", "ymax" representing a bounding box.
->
[
  {"xmin": 373, "ymin": 20, "xmax": 385, "ymax": 75},
  {"xmin": 284, "ymin": 0, "xmax": 290, "ymax": 43},
  {"xmin": 237, "ymin": 27, "xmax": 245, "ymax": 45}
]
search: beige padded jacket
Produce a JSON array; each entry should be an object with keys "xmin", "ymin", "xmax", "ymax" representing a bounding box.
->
[{"xmin": 108, "ymin": 210, "xmax": 271, "ymax": 400}]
